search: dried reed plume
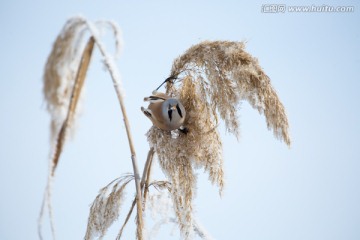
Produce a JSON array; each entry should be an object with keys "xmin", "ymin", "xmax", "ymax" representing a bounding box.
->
[
  {"xmin": 39, "ymin": 16, "xmax": 145, "ymax": 240},
  {"xmin": 147, "ymin": 40, "xmax": 290, "ymax": 238},
  {"xmin": 42, "ymin": 17, "xmax": 122, "ymax": 176},
  {"xmin": 43, "ymin": 17, "xmax": 87, "ymax": 145},
  {"xmin": 85, "ymin": 174, "xmax": 134, "ymax": 239}
]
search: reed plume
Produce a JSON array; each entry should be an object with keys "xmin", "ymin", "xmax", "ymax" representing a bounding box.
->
[
  {"xmin": 43, "ymin": 17, "xmax": 123, "ymax": 175},
  {"xmin": 40, "ymin": 17, "xmax": 92, "ymax": 240},
  {"xmin": 43, "ymin": 17, "xmax": 88, "ymax": 145},
  {"xmin": 39, "ymin": 16, "xmax": 146, "ymax": 240},
  {"xmin": 147, "ymin": 40, "xmax": 290, "ymax": 238},
  {"xmin": 85, "ymin": 174, "xmax": 134, "ymax": 239}
]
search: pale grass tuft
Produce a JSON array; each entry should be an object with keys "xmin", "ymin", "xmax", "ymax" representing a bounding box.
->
[
  {"xmin": 147, "ymin": 40, "xmax": 290, "ymax": 238},
  {"xmin": 85, "ymin": 174, "xmax": 134, "ymax": 240}
]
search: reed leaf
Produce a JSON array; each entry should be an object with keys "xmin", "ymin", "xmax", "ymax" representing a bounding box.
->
[{"xmin": 51, "ymin": 36, "xmax": 94, "ymax": 174}]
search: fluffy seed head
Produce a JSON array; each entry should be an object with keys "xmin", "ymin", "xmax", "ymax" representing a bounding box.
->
[{"xmin": 147, "ymin": 40, "xmax": 291, "ymax": 238}]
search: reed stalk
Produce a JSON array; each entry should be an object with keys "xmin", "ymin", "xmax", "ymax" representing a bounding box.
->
[
  {"xmin": 116, "ymin": 147, "xmax": 155, "ymax": 239},
  {"xmin": 86, "ymin": 23, "xmax": 144, "ymax": 239}
]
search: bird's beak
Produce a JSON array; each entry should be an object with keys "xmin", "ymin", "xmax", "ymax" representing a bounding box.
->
[{"xmin": 171, "ymin": 106, "xmax": 177, "ymax": 111}]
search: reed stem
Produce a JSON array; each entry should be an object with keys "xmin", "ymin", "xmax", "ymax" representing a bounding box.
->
[{"xmin": 89, "ymin": 30, "xmax": 144, "ymax": 239}]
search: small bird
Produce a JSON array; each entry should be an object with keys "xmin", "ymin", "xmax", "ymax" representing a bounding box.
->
[{"xmin": 141, "ymin": 91, "xmax": 188, "ymax": 133}]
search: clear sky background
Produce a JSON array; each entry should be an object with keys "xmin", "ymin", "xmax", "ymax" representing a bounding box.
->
[{"xmin": 1, "ymin": 0, "xmax": 359, "ymax": 239}]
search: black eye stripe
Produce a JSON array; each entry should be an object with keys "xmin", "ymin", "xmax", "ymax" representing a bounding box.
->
[
  {"xmin": 176, "ymin": 104, "xmax": 183, "ymax": 118},
  {"xmin": 168, "ymin": 109, "xmax": 173, "ymax": 121}
]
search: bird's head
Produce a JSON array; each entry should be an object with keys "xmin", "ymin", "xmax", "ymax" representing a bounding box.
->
[{"xmin": 166, "ymin": 99, "xmax": 185, "ymax": 121}]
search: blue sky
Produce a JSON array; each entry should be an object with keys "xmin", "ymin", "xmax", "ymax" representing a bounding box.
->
[{"xmin": 0, "ymin": 1, "xmax": 359, "ymax": 239}]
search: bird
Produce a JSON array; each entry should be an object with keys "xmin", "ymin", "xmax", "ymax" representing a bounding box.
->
[{"xmin": 141, "ymin": 91, "xmax": 188, "ymax": 133}]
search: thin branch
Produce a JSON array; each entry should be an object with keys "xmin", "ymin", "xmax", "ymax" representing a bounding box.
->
[
  {"xmin": 116, "ymin": 199, "xmax": 136, "ymax": 240},
  {"xmin": 148, "ymin": 181, "xmax": 172, "ymax": 192},
  {"xmin": 142, "ymin": 147, "xmax": 155, "ymax": 209},
  {"xmin": 38, "ymin": 181, "xmax": 55, "ymax": 240},
  {"xmin": 140, "ymin": 147, "xmax": 155, "ymax": 187}
]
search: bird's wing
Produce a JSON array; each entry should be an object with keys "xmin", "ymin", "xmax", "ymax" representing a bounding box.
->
[
  {"xmin": 144, "ymin": 92, "xmax": 170, "ymax": 103},
  {"xmin": 147, "ymin": 102, "xmax": 166, "ymax": 125}
]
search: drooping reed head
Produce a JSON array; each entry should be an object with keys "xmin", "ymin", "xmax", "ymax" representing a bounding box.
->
[
  {"xmin": 40, "ymin": 16, "xmax": 124, "ymax": 240},
  {"xmin": 43, "ymin": 17, "xmax": 123, "ymax": 143},
  {"xmin": 43, "ymin": 17, "xmax": 88, "ymax": 141},
  {"xmin": 147, "ymin": 40, "xmax": 291, "ymax": 238}
]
